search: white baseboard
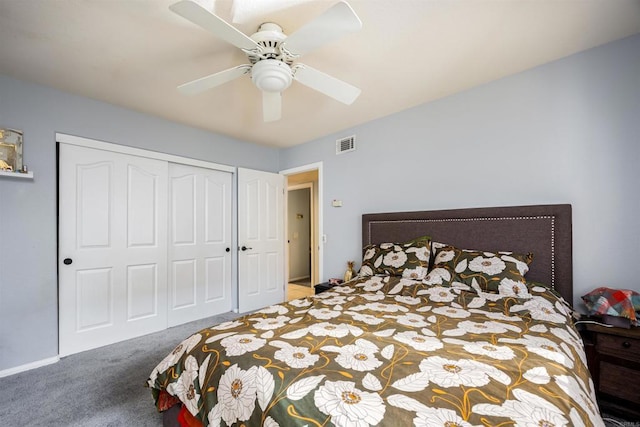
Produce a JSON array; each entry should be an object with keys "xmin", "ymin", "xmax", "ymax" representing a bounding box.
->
[{"xmin": 0, "ymin": 356, "xmax": 59, "ymax": 378}]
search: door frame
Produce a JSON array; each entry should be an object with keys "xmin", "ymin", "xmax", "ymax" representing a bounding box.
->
[
  {"xmin": 287, "ymin": 182, "xmax": 314, "ymax": 284},
  {"xmin": 280, "ymin": 162, "xmax": 323, "ymax": 285}
]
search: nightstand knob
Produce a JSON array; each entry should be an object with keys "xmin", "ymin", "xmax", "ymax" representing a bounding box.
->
[{"xmin": 622, "ymin": 341, "xmax": 631, "ymax": 349}]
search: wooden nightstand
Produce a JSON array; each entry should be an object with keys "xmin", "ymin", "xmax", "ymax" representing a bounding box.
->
[{"xmin": 579, "ymin": 321, "xmax": 640, "ymax": 420}]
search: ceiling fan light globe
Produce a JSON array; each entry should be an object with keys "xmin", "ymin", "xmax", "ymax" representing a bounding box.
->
[{"xmin": 252, "ymin": 59, "xmax": 292, "ymax": 92}]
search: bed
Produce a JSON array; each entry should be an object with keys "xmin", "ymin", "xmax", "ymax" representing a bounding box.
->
[{"xmin": 148, "ymin": 204, "xmax": 604, "ymax": 427}]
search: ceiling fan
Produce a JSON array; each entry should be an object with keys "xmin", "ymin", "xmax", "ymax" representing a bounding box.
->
[{"xmin": 169, "ymin": 0, "xmax": 362, "ymax": 122}]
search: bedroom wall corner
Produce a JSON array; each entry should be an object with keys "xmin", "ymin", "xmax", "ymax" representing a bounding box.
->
[{"xmin": 278, "ymin": 33, "xmax": 640, "ymax": 310}]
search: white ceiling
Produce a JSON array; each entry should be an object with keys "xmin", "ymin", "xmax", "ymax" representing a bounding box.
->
[{"xmin": 1, "ymin": 0, "xmax": 639, "ymax": 148}]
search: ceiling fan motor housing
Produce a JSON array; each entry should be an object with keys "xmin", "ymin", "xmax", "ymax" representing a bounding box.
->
[
  {"xmin": 248, "ymin": 23, "xmax": 294, "ymax": 93},
  {"xmin": 251, "ymin": 59, "xmax": 292, "ymax": 92}
]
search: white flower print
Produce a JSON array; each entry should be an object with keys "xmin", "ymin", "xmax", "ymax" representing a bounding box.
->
[
  {"xmin": 461, "ymin": 341, "xmax": 516, "ymax": 360},
  {"xmin": 510, "ymin": 299, "xmax": 566, "ymax": 323},
  {"xmin": 473, "ymin": 388, "xmax": 568, "ymax": 427},
  {"xmin": 402, "ymin": 266, "xmax": 429, "ymax": 280},
  {"xmin": 499, "ymin": 334, "xmax": 574, "ymax": 368},
  {"xmin": 210, "ymin": 320, "xmax": 243, "ymax": 330},
  {"xmin": 529, "ymin": 324, "xmax": 548, "ymax": 333},
  {"xmin": 149, "ymin": 333, "xmax": 202, "ymax": 384},
  {"xmin": 352, "ymin": 302, "xmax": 409, "ymax": 313},
  {"xmin": 258, "ymin": 305, "xmax": 289, "ymax": 315},
  {"xmin": 288, "ymin": 298, "xmax": 312, "ymax": 307},
  {"xmin": 422, "ymin": 268, "xmax": 451, "ymax": 285},
  {"xmin": 501, "ymin": 254, "xmax": 530, "ymax": 276},
  {"xmin": 360, "ymin": 277, "xmax": 385, "ymax": 292},
  {"xmin": 308, "ymin": 307, "xmax": 341, "ymax": 320},
  {"xmin": 394, "ymin": 295, "xmax": 421, "ymax": 305},
  {"xmin": 394, "ymin": 331, "xmax": 443, "ymax": 352},
  {"xmin": 414, "ymin": 407, "xmax": 477, "ymax": 427},
  {"xmin": 432, "ymin": 306, "xmax": 471, "ymax": 319},
  {"xmin": 498, "ymin": 278, "xmax": 532, "ymax": 298},
  {"xmin": 523, "ymin": 367, "xmax": 551, "ymax": 384},
  {"xmin": 406, "ymin": 245, "xmax": 430, "ymax": 261},
  {"xmin": 166, "ymin": 355, "xmax": 200, "ymax": 415},
  {"xmin": 392, "ymin": 312, "xmax": 430, "ymax": 328},
  {"xmin": 554, "ymin": 375, "xmax": 603, "ymax": 426},
  {"xmin": 309, "ymin": 322, "xmax": 363, "ymax": 338},
  {"xmin": 314, "ymin": 380, "xmax": 385, "ymax": 427},
  {"xmin": 383, "ymin": 250, "xmax": 407, "ymax": 268},
  {"xmin": 468, "ymin": 309, "xmax": 523, "ymax": 323},
  {"xmin": 217, "ymin": 364, "xmax": 258, "ymax": 425},
  {"xmin": 468, "ymin": 256, "xmax": 506, "ymax": 275},
  {"xmin": 551, "ymin": 327, "xmax": 586, "ymax": 365},
  {"xmin": 419, "ymin": 356, "xmax": 510, "ymax": 388},
  {"xmin": 373, "ymin": 255, "xmax": 383, "ymax": 268},
  {"xmin": 220, "ymin": 333, "xmax": 267, "ymax": 356},
  {"xmin": 323, "ymin": 339, "xmax": 383, "ymax": 372},
  {"xmin": 332, "ymin": 285, "xmax": 356, "ymax": 294},
  {"xmin": 319, "ymin": 295, "xmax": 348, "ymax": 306},
  {"xmin": 251, "ymin": 315, "xmax": 290, "ymax": 330},
  {"xmin": 346, "ymin": 311, "xmax": 386, "ymax": 325},
  {"xmin": 361, "ymin": 292, "xmax": 386, "ymax": 301},
  {"xmin": 434, "ymin": 250, "xmax": 455, "ymax": 264},
  {"xmin": 363, "ymin": 247, "xmax": 376, "ymax": 260},
  {"xmin": 418, "ymin": 285, "xmax": 456, "ymax": 302},
  {"xmin": 270, "ymin": 341, "xmax": 319, "ymax": 369},
  {"xmin": 359, "ymin": 265, "xmax": 374, "ymax": 276},
  {"xmin": 443, "ymin": 320, "xmax": 509, "ymax": 337}
]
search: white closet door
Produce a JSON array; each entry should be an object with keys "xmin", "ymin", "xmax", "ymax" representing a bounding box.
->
[
  {"xmin": 168, "ymin": 163, "xmax": 232, "ymax": 326},
  {"xmin": 237, "ymin": 168, "xmax": 285, "ymax": 313},
  {"xmin": 59, "ymin": 144, "xmax": 168, "ymax": 356}
]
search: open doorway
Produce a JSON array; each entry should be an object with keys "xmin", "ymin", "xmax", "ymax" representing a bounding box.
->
[
  {"xmin": 287, "ymin": 184, "xmax": 313, "ymax": 300},
  {"xmin": 280, "ymin": 163, "xmax": 322, "ymax": 301}
]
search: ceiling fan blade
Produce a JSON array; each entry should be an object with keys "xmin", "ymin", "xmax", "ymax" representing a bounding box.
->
[
  {"xmin": 293, "ymin": 64, "xmax": 360, "ymax": 105},
  {"xmin": 283, "ymin": 1, "xmax": 362, "ymax": 57},
  {"xmin": 178, "ymin": 65, "xmax": 251, "ymax": 95},
  {"xmin": 169, "ymin": 0, "xmax": 259, "ymax": 51},
  {"xmin": 262, "ymin": 91, "xmax": 282, "ymax": 122}
]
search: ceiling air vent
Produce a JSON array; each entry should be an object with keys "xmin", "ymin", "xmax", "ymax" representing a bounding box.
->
[{"xmin": 336, "ymin": 135, "xmax": 356, "ymax": 155}]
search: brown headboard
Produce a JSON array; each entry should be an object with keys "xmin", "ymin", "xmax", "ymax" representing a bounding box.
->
[{"xmin": 362, "ymin": 204, "xmax": 573, "ymax": 303}]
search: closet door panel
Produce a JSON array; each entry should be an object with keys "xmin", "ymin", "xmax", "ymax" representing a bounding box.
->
[
  {"xmin": 59, "ymin": 143, "xmax": 168, "ymax": 356},
  {"xmin": 168, "ymin": 163, "xmax": 232, "ymax": 327}
]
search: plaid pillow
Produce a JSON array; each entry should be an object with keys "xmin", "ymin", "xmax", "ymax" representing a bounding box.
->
[{"xmin": 359, "ymin": 236, "xmax": 431, "ymax": 280}]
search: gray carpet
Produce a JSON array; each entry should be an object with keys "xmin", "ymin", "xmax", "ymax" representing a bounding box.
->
[
  {"xmin": 0, "ymin": 311, "xmax": 241, "ymax": 427},
  {"xmin": 0, "ymin": 309, "xmax": 636, "ymax": 426}
]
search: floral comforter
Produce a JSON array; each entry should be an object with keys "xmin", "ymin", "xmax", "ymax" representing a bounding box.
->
[{"xmin": 148, "ymin": 276, "xmax": 603, "ymax": 427}]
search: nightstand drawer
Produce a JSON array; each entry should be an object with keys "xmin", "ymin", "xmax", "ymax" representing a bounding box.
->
[
  {"xmin": 599, "ymin": 361, "xmax": 640, "ymax": 404},
  {"xmin": 597, "ymin": 333, "xmax": 640, "ymax": 362}
]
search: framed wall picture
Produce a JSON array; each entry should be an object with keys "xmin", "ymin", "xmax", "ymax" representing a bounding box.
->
[{"xmin": 0, "ymin": 129, "xmax": 23, "ymax": 172}]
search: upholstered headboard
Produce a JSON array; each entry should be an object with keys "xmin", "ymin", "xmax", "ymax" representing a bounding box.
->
[{"xmin": 362, "ymin": 204, "xmax": 573, "ymax": 303}]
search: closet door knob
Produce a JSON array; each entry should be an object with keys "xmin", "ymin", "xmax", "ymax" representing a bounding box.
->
[
  {"xmin": 63, "ymin": 258, "xmax": 73, "ymax": 265},
  {"xmin": 241, "ymin": 246, "xmax": 252, "ymax": 251},
  {"xmin": 225, "ymin": 247, "xmax": 230, "ymax": 252}
]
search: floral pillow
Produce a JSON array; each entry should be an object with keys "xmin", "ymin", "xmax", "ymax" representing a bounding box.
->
[
  {"xmin": 359, "ymin": 236, "xmax": 431, "ymax": 280},
  {"xmin": 430, "ymin": 243, "xmax": 533, "ymax": 294}
]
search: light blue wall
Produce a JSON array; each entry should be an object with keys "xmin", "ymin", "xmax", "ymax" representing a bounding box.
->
[
  {"xmin": 280, "ymin": 34, "xmax": 640, "ymax": 309},
  {"xmin": 0, "ymin": 75, "xmax": 279, "ymax": 371}
]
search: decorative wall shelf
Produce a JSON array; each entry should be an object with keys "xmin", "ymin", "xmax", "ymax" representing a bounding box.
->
[{"xmin": 0, "ymin": 170, "xmax": 34, "ymax": 179}]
